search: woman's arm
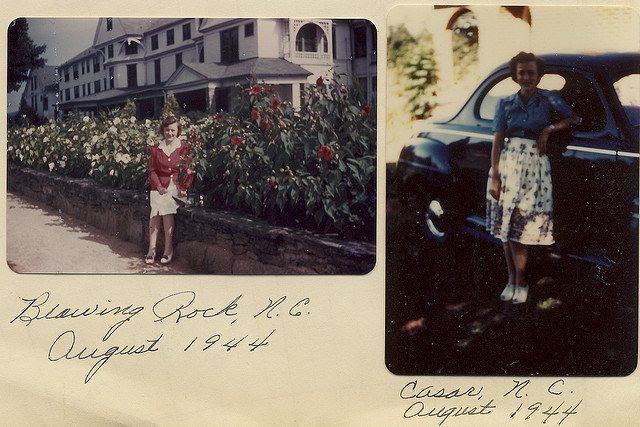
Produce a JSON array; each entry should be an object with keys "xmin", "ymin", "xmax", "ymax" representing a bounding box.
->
[
  {"xmin": 489, "ymin": 131, "xmax": 505, "ymax": 200},
  {"xmin": 537, "ymin": 113, "xmax": 579, "ymax": 156},
  {"xmin": 148, "ymin": 146, "xmax": 167, "ymax": 194},
  {"xmin": 177, "ymin": 142, "xmax": 195, "ymax": 195}
]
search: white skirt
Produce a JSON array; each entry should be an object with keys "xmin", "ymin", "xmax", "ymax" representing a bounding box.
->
[
  {"xmin": 486, "ymin": 137, "xmax": 554, "ymax": 245},
  {"xmin": 150, "ymin": 180, "xmax": 186, "ymax": 218}
]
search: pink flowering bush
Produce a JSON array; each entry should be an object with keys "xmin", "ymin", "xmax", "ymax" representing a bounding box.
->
[{"xmin": 8, "ymin": 77, "xmax": 376, "ymax": 240}]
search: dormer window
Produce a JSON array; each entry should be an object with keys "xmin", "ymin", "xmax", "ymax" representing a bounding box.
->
[
  {"xmin": 295, "ymin": 23, "xmax": 328, "ymax": 53},
  {"xmin": 125, "ymin": 41, "xmax": 138, "ymax": 55}
]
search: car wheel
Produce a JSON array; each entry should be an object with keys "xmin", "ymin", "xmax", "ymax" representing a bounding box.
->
[{"xmin": 422, "ymin": 198, "xmax": 454, "ymax": 244}]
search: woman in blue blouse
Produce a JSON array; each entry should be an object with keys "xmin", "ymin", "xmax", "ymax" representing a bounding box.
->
[{"xmin": 486, "ymin": 52, "xmax": 578, "ymax": 304}]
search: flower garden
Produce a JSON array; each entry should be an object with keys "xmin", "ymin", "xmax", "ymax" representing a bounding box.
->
[{"xmin": 7, "ymin": 77, "xmax": 377, "ymax": 242}]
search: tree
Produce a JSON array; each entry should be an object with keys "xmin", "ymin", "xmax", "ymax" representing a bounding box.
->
[
  {"xmin": 387, "ymin": 25, "xmax": 438, "ymax": 120},
  {"xmin": 8, "ymin": 18, "xmax": 47, "ymax": 92},
  {"xmin": 160, "ymin": 92, "xmax": 180, "ymax": 118}
]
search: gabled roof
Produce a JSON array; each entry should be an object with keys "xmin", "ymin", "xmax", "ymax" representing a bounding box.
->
[
  {"xmin": 60, "ymin": 46, "xmax": 96, "ymax": 67},
  {"xmin": 168, "ymin": 57, "xmax": 312, "ymax": 85}
]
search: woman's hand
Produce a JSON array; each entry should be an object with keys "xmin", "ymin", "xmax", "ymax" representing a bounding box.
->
[
  {"xmin": 489, "ymin": 176, "xmax": 501, "ymax": 200},
  {"xmin": 157, "ymin": 185, "xmax": 168, "ymax": 195},
  {"xmin": 537, "ymin": 128, "xmax": 551, "ymax": 156}
]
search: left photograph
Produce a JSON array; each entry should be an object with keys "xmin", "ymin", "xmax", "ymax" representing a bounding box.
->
[{"xmin": 7, "ymin": 17, "xmax": 377, "ymax": 274}]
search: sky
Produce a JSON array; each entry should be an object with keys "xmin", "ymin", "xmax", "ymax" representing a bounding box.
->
[{"xmin": 7, "ymin": 18, "xmax": 98, "ymax": 113}]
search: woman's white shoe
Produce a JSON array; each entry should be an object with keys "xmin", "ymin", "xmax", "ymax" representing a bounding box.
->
[
  {"xmin": 160, "ymin": 251, "xmax": 173, "ymax": 264},
  {"xmin": 512, "ymin": 285, "xmax": 529, "ymax": 304},
  {"xmin": 500, "ymin": 284, "xmax": 516, "ymax": 301}
]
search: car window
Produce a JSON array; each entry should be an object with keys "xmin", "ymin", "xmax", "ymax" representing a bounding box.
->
[
  {"xmin": 613, "ymin": 73, "xmax": 640, "ymax": 126},
  {"xmin": 478, "ymin": 71, "xmax": 607, "ymax": 131},
  {"xmin": 478, "ymin": 74, "xmax": 566, "ymax": 120}
]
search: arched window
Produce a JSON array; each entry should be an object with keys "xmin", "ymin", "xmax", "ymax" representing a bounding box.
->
[{"xmin": 295, "ymin": 23, "xmax": 328, "ymax": 53}]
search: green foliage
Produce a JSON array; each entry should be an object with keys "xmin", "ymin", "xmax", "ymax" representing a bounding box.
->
[
  {"xmin": 160, "ymin": 92, "xmax": 180, "ymax": 118},
  {"xmin": 10, "ymin": 98, "xmax": 43, "ymax": 128},
  {"xmin": 7, "ymin": 76, "xmax": 377, "ymax": 240},
  {"xmin": 7, "ymin": 18, "xmax": 46, "ymax": 92},
  {"xmin": 451, "ymin": 11, "xmax": 479, "ymax": 80},
  {"xmin": 122, "ymin": 99, "xmax": 137, "ymax": 118},
  {"xmin": 387, "ymin": 25, "xmax": 438, "ymax": 120}
]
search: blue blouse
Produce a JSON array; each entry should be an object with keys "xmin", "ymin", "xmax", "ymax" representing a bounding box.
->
[{"xmin": 492, "ymin": 89, "xmax": 575, "ymax": 138}]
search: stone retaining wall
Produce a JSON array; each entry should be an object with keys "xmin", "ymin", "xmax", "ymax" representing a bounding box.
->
[{"xmin": 7, "ymin": 164, "xmax": 376, "ymax": 274}]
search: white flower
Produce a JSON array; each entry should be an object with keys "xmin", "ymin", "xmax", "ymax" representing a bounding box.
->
[
  {"xmin": 113, "ymin": 117, "xmax": 121, "ymax": 125},
  {"xmin": 109, "ymin": 126, "xmax": 118, "ymax": 134},
  {"xmin": 121, "ymin": 133, "xmax": 128, "ymax": 141},
  {"xmin": 43, "ymin": 156, "xmax": 47, "ymax": 162},
  {"xmin": 43, "ymin": 137, "xmax": 49, "ymax": 143},
  {"xmin": 92, "ymin": 135, "xmax": 99, "ymax": 143},
  {"xmin": 62, "ymin": 155, "xmax": 67, "ymax": 161},
  {"xmin": 145, "ymin": 119, "xmax": 152, "ymax": 128},
  {"xmin": 49, "ymin": 162, "xmax": 55, "ymax": 171},
  {"xmin": 73, "ymin": 135, "xmax": 79, "ymax": 141},
  {"xmin": 109, "ymin": 169, "xmax": 114, "ymax": 176},
  {"xmin": 59, "ymin": 160, "xmax": 66, "ymax": 168},
  {"xmin": 130, "ymin": 116, "xmax": 136, "ymax": 123},
  {"xmin": 83, "ymin": 116, "xmax": 90, "ymax": 123}
]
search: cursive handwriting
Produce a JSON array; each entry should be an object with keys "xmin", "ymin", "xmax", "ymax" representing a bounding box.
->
[
  {"xmin": 48, "ymin": 330, "xmax": 162, "ymax": 383},
  {"xmin": 10, "ymin": 292, "xmax": 144, "ymax": 341},
  {"xmin": 152, "ymin": 291, "xmax": 241, "ymax": 323},
  {"xmin": 401, "ymin": 380, "xmax": 484, "ymax": 400},
  {"xmin": 403, "ymin": 399, "xmax": 496, "ymax": 424}
]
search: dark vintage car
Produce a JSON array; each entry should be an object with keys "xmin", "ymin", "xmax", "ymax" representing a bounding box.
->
[{"xmin": 395, "ymin": 53, "xmax": 639, "ymax": 282}]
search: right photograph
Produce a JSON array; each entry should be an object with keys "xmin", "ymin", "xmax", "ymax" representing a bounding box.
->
[{"xmin": 386, "ymin": 5, "xmax": 639, "ymax": 376}]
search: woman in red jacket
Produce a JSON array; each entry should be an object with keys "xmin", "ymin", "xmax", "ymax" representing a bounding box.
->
[{"xmin": 145, "ymin": 115, "xmax": 194, "ymax": 264}]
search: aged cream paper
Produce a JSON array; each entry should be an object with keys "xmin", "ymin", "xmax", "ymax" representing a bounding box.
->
[{"xmin": 1, "ymin": 1, "xmax": 639, "ymax": 426}]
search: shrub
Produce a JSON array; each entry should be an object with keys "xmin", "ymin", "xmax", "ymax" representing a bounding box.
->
[{"xmin": 7, "ymin": 75, "xmax": 376, "ymax": 241}]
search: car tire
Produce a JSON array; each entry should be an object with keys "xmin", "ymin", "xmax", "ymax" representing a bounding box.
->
[{"xmin": 422, "ymin": 197, "xmax": 455, "ymax": 244}]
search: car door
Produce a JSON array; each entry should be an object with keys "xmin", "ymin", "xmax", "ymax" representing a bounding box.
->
[{"xmin": 468, "ymin": 67, "xmax": 636, "ymax": 266}]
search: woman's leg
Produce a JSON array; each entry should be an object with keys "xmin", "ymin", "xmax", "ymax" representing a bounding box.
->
[
  {"xmin": 147, "ymin": 215, "xmax": 161, "ymax": 258},
  {"xmin": 162, "ymin": 214, "xmax": 175, "ymax": 257},
  {"xmin": 510, "ymin": 241, "xmax": 528, "ymax": 287},
  {"xmin": 503, "ymin": 241, "xmax": 516, "ymax": 285}
]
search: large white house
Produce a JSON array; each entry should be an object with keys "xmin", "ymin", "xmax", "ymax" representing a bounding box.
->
[
  {"xmin": 56, "ymin": 18, "xmax": 377, "ymax": 118},
  {"xmin": 19, "ymin": 65, "xmax": 59, "ymax": 122}
]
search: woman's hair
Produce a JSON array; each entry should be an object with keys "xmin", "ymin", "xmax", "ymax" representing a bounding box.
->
[
  {"xmin": 509, "ymin": 51, "xmax": 545, "ymax": 83},
  {"xmin": 159, "ymin": 115, "xmax": 182, "ymax": 137}
]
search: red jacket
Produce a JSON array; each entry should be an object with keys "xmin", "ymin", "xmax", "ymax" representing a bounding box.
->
[{"xmin": 148, "ymin": 140, "xmax": 194, "ymax": 191}]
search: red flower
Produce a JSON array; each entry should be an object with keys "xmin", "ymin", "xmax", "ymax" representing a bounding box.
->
[
  {"xmin": 318, "ymin": 145, "xmax": 334, "ymax": 161},
  {"xmin": 361, "ymin": 106, "xmax": 371, "ymax": 115},
  {"xmin": 316, "ymin": 76, "xmax": 324, "ymax": 85},
  {"xmin": 251, "ymin": 110, "xmax": 260, "ymax": 120},
  {"xmin": 265, "ymin": 87, "xmax": 274, "ymax": 94},
  {"xmin": 249, "ymin": 85, "xmax": 262, "ymax": 95},
  {"xmin": 214, "ymin": 113, "xmax": 224, "ymax": 121},
  {"xmin": 339, "ymin": 84, "xmax": 347, "ymax": 94},
  {"xmin": 231, "ymin": 135, "xmax": 243, "ymax": 146},
  {"xmin": 267, "ymin": 177, "xmax": 275, "ymax": 187},
  {"xmin": 260, "ymin": 119, "xmax": 270, "ymax": 131},
  {"xmin": 271, "ymin": 97, "xmax": 280, "ymax": 109}
]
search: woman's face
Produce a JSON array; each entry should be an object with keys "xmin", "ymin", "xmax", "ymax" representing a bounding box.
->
[
  {"xmin": 515, "ymin": 61, "xmax": 538, "ymax": 92},
  {"xmin": 163, "ymin": 122, "xmax": 179, "ymax": 143}
]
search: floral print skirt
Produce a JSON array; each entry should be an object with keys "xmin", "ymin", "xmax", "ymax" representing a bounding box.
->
[{"xmin": 486, "ymin": 137, "xmax": 554, "ymax": 245}]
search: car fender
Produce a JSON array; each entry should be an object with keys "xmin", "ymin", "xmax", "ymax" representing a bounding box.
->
[{"xmin": 397, "ymin": 137, "xmax": 455, "ymax": 198}]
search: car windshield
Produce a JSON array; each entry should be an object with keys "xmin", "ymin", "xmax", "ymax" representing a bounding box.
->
[{"xmin": 613, "ymin": 73, "xmax": 640, "ymax": 126}]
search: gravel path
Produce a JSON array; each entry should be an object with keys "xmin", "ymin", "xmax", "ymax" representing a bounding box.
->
[{"xmin": 6, "ymin": 192, "xmax": 193, "ymax": 274}]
